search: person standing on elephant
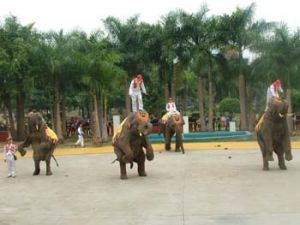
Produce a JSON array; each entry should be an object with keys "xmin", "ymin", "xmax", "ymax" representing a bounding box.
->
[
  {"xmin": 75, "ymin": 123, "xmax": 85, "ymax": 147},
  {"xmin": 265, "ymin": 79, "xmax": 283, "ymax": 111},
  {"xmin": 3, "ymin": 137, "xmax": 17, "ymax": 178},
  {"xmin": 129, "ymin": 74, "xmax": 148, "ymax": 112}
]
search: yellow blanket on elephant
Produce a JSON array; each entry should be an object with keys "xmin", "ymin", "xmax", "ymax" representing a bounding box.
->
[
  {"xmin": 112, "ymin": 118, "xmax": 128, "ymax": 144},
  {"xmin": 161, "ymin": 111, "xmax": 180, "ymax": 123},
  {"xmin": 45, "ymin": 127, "xmax": 58, "ymax": 144}
]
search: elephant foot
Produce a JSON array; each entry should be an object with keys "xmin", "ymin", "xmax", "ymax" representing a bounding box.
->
[
  {"xmin": 262, "ymin": 167, "xmax": 269, "ymax": 171},
  {"xmin": 33, "ymin": 170, "xmax": 40, "ymax": 176},
  {"xmin": 120, "ymin": 174, "xmax": 128, "ymax": 180},
  {"xmin": 285, "ymin": 152, "xmax": 293, "ymax": 161},
  {"xmin": 279, "ymin": 164, "xmax": 287, "ymax": 170},
  {"xmin": 46, "ymin": 171, "xmax": 53, "ymax": 176},
  {"xmin": 146, "ymin": 153, "xmax": 154, "ymax": 161},
  {"xmin": 138, "ymin": 171, "xmax": 147, "ymax": 177},
  {"xmin": 175, "ymin": 148, "xmax": 181, "ymax": 152}
]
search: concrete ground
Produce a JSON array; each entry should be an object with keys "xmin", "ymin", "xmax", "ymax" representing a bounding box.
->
[{"xmin": 1, "ymin": 141, "xmax": 300, "ymax": 225}]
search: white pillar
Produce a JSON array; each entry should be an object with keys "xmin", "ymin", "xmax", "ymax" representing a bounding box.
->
[
  {"xmin": 229, "ymin": 121, "xmax": 236, "ymax": 132},
  {"xmin": 113, "ymin": 115, "xmax": 121, "ymax": 134},
  {"xmin": 183, "ymin": 116, "xmax": 189, "ymax": 134}
]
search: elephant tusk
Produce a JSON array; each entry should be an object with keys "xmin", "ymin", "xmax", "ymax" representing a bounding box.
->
[
  {"xmin": 279, "ymin": 113, "xmax": 284, "ymax": 118},
  {"xmin": 139, "ymin": 132, "xmax": 143, "ymax": 137}
]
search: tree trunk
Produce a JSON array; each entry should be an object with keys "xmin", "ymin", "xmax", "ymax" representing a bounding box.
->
[
  {"xmin": 4, "ymin": 96, "xmax": 16, "ymax": 138},
  {"xmin": 248, "ymin": 98, "xmax": 257, "ymax": 132},
  {"xmin": 162, "ymin": 65, "xmax": 169, "ymax": 102},
  {"xmin": 125, "ymin": 77, "xmax": 131, "ymax": 115},
  {"xmin": 92, "ymin": 93, "xmax": 102, "ymax": 145},
  {"xmin": 53, "ymin": 78, "xmax": 63, "ymax": 142},
  {"xmin": 61, "ymin": 97, "xmax": 67, "ymax": 138},
  {"xmin": 239, "ymin": 73, "xmax": 248, "ymax": 130},
  {"xmin": 207, "ymin": 59, "xmax": 214, "ymax": 132},
  {"xmin": 101, "ymin": 93, "xmax": 108, "ymax": 141},
  {"xmin": 16, "ymin": 92, "xmax": 25, "ymax": 141},
  {"xmin": 197, "ymin": 76, "xmax": 206, "ymax": 131},
  {"xmin": 286, "ymin": 88, "xmax": 293, "ymax": 133},
  {"xmin": 98, "ymin": 91, "xmax": 108, "ymax": 142},
  {"xmin": 171, "ymin": 63, "xmax": 180, "ymax": 100}
]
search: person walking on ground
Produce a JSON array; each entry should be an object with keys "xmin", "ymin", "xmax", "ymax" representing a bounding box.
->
[
  {"xmin": 129, "ymin": 74, "xmax": 148, "ymax": 112},
  {"xmin": 75, "ymin": 123, "xmax": 85, "ymax": 147},
  {"xmin": 3, "ymin": 137, "xmax": 17, "ymax": 178}
]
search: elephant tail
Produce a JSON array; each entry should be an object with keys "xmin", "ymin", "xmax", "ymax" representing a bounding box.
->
[
  {"xmin": 111, "ymin": 158, "xmax": 134, "ymax": 169},
  {"xmin": 52, "ymin": 155, "xmax": 59, "ymax": 167}
]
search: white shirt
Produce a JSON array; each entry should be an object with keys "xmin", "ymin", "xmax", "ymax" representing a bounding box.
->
[
  {"xmin": 129, "ymin": 79, "xmax": 147, "ymax": 96},
  {"xmin": 269, "ymin": 83, "xmax": 283, "ymax": 97},
  {"xmin": 166, "ymin": 102, "xmax": 177, "ymax": 112}
]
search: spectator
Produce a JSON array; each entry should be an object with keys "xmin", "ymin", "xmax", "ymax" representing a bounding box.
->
[
  {"xmin": 75, "ymin": 124, "xmax": 85, "ymax": 147},
  {"xmin": 3, "ymin": 137, "xmax": 17, "ymax": 178}
]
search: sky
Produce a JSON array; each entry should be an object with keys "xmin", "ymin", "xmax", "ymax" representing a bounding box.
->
[{"xmin": 0, "ymin": 0, "xmax": 299, "ymax": 33}]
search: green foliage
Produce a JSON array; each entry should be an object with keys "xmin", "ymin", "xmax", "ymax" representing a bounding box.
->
[
  {"xmin": 218, "ymin": 98, "xmax": 240, "ymax": 113},
  {"xmin": 292, "ymin": 89, "xmax": 300, "ymax": 112}
]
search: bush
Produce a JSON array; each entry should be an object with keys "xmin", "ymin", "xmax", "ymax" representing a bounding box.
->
[{"xmin": 218, "ymin": 98, "xmax": 240, "ymax": 113}]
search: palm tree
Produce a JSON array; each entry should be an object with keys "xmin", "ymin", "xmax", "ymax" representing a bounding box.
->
[
  {"xmin": 0, "ymin": 15, "xmax": 39, "ymax": 140},
  {"xmin": 258, "ymin": 25, "xmax": 300, "ymax": 132},
  {"xmin": 217, "ymin": 3, "xmax": 274, "ymax": 130}
]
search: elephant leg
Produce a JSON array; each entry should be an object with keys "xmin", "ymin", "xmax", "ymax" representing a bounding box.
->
[
  {"xmin": 165, "ymin": 132, "xmax": 172, "ymax": 151},
  {"xmin": 119, "ymin": 161, "xmax": 127, "ymax": 180},
  {"xmin": 278, "ymin": 153, "xmax": 287, "ymax": 170},
  {"xmin": 175, "ymin": 134, "xmax": 182, "ymax": 152},
  {"xmin": 46, "ymin": 158, "xmax": 53, "ymax": 176},
  {"xmin": 283, "ymin": 137, "xmax": 293, "ymax": 161},
  {"xmin": 142, "ymin": 136, "xmax": 154, "ymax": 161},
  {"xmin": 262, "ymin": 155, "xmax": 269, "ymax": 171},
  {"xmin": 33, "ymin": 158, "xmax": 41, "ymax": 175},
  {"xmin": 260, "ymin": 147, "xmax": 269, "ymax": 171},
  {"xmin": 181, "ymin": 143, "xmax": 185, "ymax": 154},
  {"xmin": 137, "ymin": 154, "xmax": 146, "ymax": 177},
  {"xmin": 120, "ymin": 146, "xmax": 133, "ymax": 163}
]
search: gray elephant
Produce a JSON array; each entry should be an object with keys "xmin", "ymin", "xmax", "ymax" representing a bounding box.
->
[
  {"xmin": 113, "ymin": 110, "xmax": 154, "ymax": 180},
  {"xmin": 256, "ymin": 97, "xmax": 292, "ymax": 170},
  {"xmin": 18, "ymin": 111, "xmax": 58, "ymax": 176},
  {"xmin": 161, "ymin": 113, "xmax": 185, "ymax": 153}
]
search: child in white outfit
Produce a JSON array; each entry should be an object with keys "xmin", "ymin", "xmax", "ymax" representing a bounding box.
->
[{"xmin": 4, "ymin": 137, "xmax": 17, "ymax": 178}]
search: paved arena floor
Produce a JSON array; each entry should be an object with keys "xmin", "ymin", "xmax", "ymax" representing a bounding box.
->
[{"xmin": 1, "ymin": 141, "xmax": 300, "ymax": 225}]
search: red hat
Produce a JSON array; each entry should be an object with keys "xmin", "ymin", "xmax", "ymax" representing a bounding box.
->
[
  {"xmin": 137, "ymin": 74, "xmax": 143, "ymax": 81},
  {"xmin": 273, "ymin": 79, "xmax": 281, "ymax": 88}
]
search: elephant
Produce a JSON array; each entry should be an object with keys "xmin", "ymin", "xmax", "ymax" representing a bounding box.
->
[
  {"xmin": 160, "ymin": 113, "xmax": 185, "ymax": 153},
  {"xmin": 18, "ymin": 111, "xmax": 57, "ymax": 176},
  {"xmin": 113, "ymin": 110, "xmax": 154, "ymax": 180},
  {"xmin": 256, "ymin": 97, "xmax": 293, "ymax": 170}
]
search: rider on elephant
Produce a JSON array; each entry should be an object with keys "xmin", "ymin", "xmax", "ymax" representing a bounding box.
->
[
  {"xmin": 28, "ymin": 110, "xmax": 58, "ymax": 144},
  {"xmin": 265, "ymin": 79, "xmax": 283, "ymax": 111},
  {"xmin": 161, "ymin": 97, "xmax": 180, "ymax": 124}
]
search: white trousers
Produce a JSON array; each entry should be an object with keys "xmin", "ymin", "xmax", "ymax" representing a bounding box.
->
[
  {"xmin": 131, "ymin": 93, "xmax": 143, "ymax": 112},
  {"xmin": 6, "ymin": 155, "xmax": 16, "ymax": 176},
  {"xmin": 265, "ymin": 88, "xmax": 276, "ymax": 111},
  {"xmin": 75, "ymin": 135, "xmax": 84, "ymax": 147}
]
